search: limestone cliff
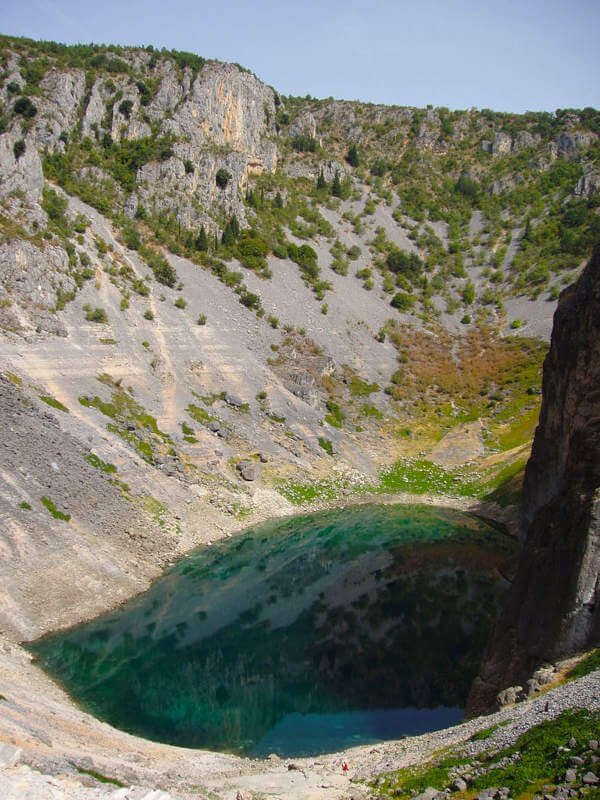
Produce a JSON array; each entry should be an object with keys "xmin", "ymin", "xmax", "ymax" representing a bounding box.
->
[{"xmin": 467, "ymin": 246, "xmax": 600, "ymax": 715}]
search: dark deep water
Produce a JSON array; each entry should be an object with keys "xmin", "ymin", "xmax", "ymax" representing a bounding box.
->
[{"xmin": 30, "ymin": 504, "xmax": 515, "ymax": 757}]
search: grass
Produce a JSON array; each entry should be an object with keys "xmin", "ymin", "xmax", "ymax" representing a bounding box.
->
[
  {"xmin": 86, "ymin": 452, "xmax": 117, "ymax": 473},
  {"xmin": 71, "ymin": 765, "xmax": 125, "ymax": 788},
  {"xmin": 39, "ymin": 394, "xmax": 69, "ymax": 412},
  {"xmin": 349, "ymin": 376, "xmax": 380, "ymax": 397},
  {"xmin": 377, "ymin": 458, "xmax": 473, "ymax": 496},
  {"xmin": 469, "ymin": 720, "xmax": 510, "ymax": 741},
  {"xmin": 373, "ymin": 709, "xmax": 600, "ymax": 800},
  {"xmin": 19, "ymin": 501, "xmax": 31, "ymax": 510},
  {"xmin": 567, "ymin": 647, "xmax": 600, "ymax": 680},
  {"xmin": 41, "ymin": 496, "xmax": 70, "ymax": 521},
  {"xmin": 318, "ymin": 437, "xmax": 334, "ymax": 455}
]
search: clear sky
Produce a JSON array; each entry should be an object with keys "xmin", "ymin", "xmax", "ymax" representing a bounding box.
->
[{"xmin": 2, "ymin": 0, "xmax": 599, "ymax": 113}]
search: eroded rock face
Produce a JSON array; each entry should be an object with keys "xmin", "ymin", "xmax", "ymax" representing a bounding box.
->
[{"xmin": 467, "ymin": 247, "xmax": 600, "ymax": 716}]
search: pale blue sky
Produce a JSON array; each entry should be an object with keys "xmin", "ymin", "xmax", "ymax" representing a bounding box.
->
[{"xmin": 2, "ymin": 0, "xmax": 599, "ymax": 112}]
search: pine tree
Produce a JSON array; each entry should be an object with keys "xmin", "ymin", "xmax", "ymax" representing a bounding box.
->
[
  {"xmin": 195, "ymin": 225, "xmax": 208, "ymax": 252},
  {"xmin": 273, "ymin": 192, "xmax": 283, "ymax": 208},
  {"xmin": 221, "ymin": 221, "xmax": 235, "ymax": 247},
  {"xmin": 316, "ymin": 169, "xmax": 327, "ymax": 191},
  {"xmin": 346, "ymin": 144, "xmax": 359, "ymax": 167},
  {"xmin": 229, "ymin": 214, "xmax": 240, "ymax": 238},
  {"xmin": 331, "ymin": 171, "xmax": 342, "ymax": 198}
]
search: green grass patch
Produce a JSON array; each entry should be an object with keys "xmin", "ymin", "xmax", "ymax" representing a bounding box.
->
[
  {"xmin": 41, "ymin": 496, "xmax": 70, "ymax": 521},
  {"xmin": 469, "ymin": 720, "xmax": 510, "ymax": 741},
  {"xmin": 71, "ymin": 765, "xmax": 125, "ymax": 788},
  {"xmin": 39, "ymin": 394, "xmax": 69, "ymax": 412},
  {"xmin": 5, "ymin": 372, "xmax": 22, "ymax": 386},
  {"xmin": 377, "ymin": 458, "xmax": 472, "ymax": 496},
  {"xmin": 484, "ymin": 457, "xmax": 528, "ymax": 507},
  {"xmin": 86, "ymin": 452, "xmax": 117, "ymax": 474},
  {"xmin": 19, "ymin": 501, "xmax": 31, "ymax": 510},
  {"xmin": 277, "ymin": 480, "xmax": 340, "ymax": 505},
  {"xmin": 318, "ymin": 437, "xmax": 334, "ymax": 455},
  {"xmin": 349, "ymin": 376, "xmax": 380, "ymax": 397},
  {"xmin": 567, "ymin": 647, "xmax": 600, "ymax": 680},
  {"xmin": 106, "ymin": 423, "xmax": 154, "ymax": 463},
  {"xmin": 373, "ymin": 710, "xmax": 600, "ymax": 800}
]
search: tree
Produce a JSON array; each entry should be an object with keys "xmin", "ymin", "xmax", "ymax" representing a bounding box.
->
[
  {"xmin": 13, "ymin": 139, "xmax": 25, "ymax": 160},
  {"xmin": 195, "ymin": 226, "xmax": 208, "ymax": 252},
  {"xmin": 316, "ymin": 169, "xmax": 327, "ymax": 191},
  {"xmin": 346, "ymin": 143, "xmax": 359, "ymax": 167},
  {"xmin": 215, "ymin": 168, "xmax": 231, "ymax": 189},
  {"xmin": 13, "ymin": 96, "xmax": 37, "ymax": 119},
  {"xmin": 331, "ymin": 171, "xmax": 343, "ymax": 198}
]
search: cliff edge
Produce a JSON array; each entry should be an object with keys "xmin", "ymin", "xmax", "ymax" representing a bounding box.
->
[{"xmin": 467, "ymin": 245, "xmax": 600, "ymax": 716}]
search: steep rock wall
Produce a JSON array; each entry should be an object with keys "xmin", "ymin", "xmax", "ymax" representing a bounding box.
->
[{"xmin": 467, "ymin": 246, "xmax": 600, "ymax": 715}]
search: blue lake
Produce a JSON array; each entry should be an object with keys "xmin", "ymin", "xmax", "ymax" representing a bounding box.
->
[{"xmin": 30, "ymin": 504, "xmax": 515, "ymax": 756}]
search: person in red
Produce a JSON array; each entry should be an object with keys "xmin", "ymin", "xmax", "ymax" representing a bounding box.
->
[{"xmin": 343, "ymin": 762, "xmax": 348, "ymax": 773}]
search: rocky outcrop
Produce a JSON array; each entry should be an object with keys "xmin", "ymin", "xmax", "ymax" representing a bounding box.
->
[{"xmin": 467, "ymin": 246, "xmax": 600, "ymax": 716}]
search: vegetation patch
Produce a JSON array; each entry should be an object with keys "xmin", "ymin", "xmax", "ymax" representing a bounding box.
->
[
  {"xmin": 71, "ymin": 765, "xmax": 125, "ymax": 788},
  {"xmin": 41, "ymin": 496, "xmax": 71, "ymax": 521},
  {"xmin": 372, "ymin": 709, "xmax": 600, "ymax": 800},
  {"xmin": 39, "ymin": 394, "xmax": 69, "ymax": 412},
  {"xmin": 86, "ymin": 452, "xmax": 117, "ymax": 473},
  {"xmin": 567, "ymin": 648, "xmax": 600, "ymax": 681}
]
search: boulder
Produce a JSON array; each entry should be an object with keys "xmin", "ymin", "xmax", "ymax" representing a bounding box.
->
[
  {"xmin": 236, "ymin": 460, "xmax": 261, "ymax": 481},
  {"xmin": 225, "ymin": 392, "xmax": 244, "ymax": 407}
]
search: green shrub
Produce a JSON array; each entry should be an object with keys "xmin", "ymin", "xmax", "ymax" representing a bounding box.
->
[
  {"xmin": 197, "ymin": 313, "xmax": 207, "ymax": 325},
  {"xmin": 13, "ymin": 139, "xmax": 25, "ymax": 160},
  {"xmin": 174, "ymin": 297, "xmax": 187, "ymax": 309},
  {"xmin": 118, "ymin": 99, "xmax": 133, "ymax": 119},
  {"xmin": 510, "ymin": 318, "xmax": 522, "ymax": 329},
  {"xmin": 143, "ymin": 309, "xmax": 154, "ymax": 320},
  {"xmin": 19, "ymin": 501, "xmax": 31, "ymax": 510},
  {"xmin": 215, "ymin": 168, "xmax": 231, "ymax": 188},
  {"xmin": 13, "ymin": 96, "xmax": 37, "ymax": 118},
  {"xmin": 346, "ymin": 143, "xmax": 359, "ymax": 167},
  {"xmin": 236, "ymin": 229, "xmax": 270, "ymax": 271},
  {"xmin": 391, "ymin": 291, "xmax": 415, "ymax": 311},
  {"xmin": 318, "ymin": 437, "xmax": 334, "ymax": 455},
  {"xmin": 84, "ymin": 305, "xmax": 108, "ymax": 323}
]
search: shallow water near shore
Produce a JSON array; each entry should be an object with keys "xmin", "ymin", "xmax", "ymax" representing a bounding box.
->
[{"xmin": 30, "ymin": 504, "xmax": 515, "ymax": 757}]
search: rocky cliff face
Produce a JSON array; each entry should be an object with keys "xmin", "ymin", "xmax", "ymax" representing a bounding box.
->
[{"xmin": 467, "ymin": 247, "xmax": 600, "ymax": 715}]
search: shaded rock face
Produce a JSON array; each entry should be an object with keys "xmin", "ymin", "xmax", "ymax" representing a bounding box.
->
[{"xmin": 467, "ymin": 246, "xmax": 600, "ymax": 716}]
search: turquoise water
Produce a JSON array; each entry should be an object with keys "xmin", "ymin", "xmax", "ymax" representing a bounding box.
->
[{"xmin": 30, "ymin": 504, "xmax": 515, "ymax": 756}]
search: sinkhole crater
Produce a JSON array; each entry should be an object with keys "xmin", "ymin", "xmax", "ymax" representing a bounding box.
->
[{"xmin": 30, "ymin": 504, "xmax": 516, "ymax": 757}]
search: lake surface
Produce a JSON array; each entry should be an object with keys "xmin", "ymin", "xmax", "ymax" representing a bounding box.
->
[{"xmin": 30, "ymin": 504, "xmax": 515, "ymax": 756}]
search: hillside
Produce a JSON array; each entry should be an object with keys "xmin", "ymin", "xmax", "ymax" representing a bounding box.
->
[{"xmin": 1, "ymin": 34, "xmax": 599, "ymax": 636}]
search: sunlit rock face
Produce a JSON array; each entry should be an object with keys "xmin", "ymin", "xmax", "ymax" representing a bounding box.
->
[{"xmin": 31, "ymin": 504, "xmax": 514, "ymax": 756}]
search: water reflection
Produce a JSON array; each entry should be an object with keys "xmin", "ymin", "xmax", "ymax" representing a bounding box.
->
[{"xmin": 31, "ymin": 505, "xmax": 515, "ymax": 756}]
